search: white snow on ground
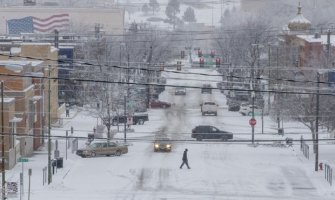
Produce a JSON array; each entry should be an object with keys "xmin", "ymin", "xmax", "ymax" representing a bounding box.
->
[
  {"xmin": 125, "ymin": 0, "xmax": 240, "ymax": 29},
  {"xmin": 5, "ymin": 51, "xmax": 335, "ymax": 200}
]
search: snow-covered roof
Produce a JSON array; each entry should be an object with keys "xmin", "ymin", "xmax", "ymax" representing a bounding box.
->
[
  {"xmin": 0, "ymin": 60, "xmax": 43, "ymax": 67},
  {"xmin": 51, "ymin": 46, "xmax": 59, "ymax": 52},
  {"xmin": 289, "ymin": 14, "xmax": 311, "ymax": 25},
  {"xmin": 21, "ymin": 42, "xmax": 52, "ymax": 46},
  {"xmin": 10, "ymin": 47, "xmax": 21, "ymax": 54},
  {"xmin": 287, "ymin": 3, "xmax": 311, "ymax": 31},
  {"xmin": 296, "ymin": 35, "xmax": 335, "ymax": 46},
  {"xmin": 0, "ymin": 98, "xmax": 15, "ymax": 103},
  {"xmin": 9, "ymin": 117, "xmax": 23, "ymax": 123}
]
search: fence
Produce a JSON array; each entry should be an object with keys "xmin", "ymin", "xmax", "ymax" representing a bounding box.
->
[
  {"xmin": 325, "ymin": 163, "xmax": 333, "ymax": 186},
  {"xmin": 300, "ymin": 136, "xmax": 309, "ymax": 159}
]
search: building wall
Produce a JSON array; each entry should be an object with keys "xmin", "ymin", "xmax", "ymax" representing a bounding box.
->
[
  {"xmin": 0, "ymin": 7, "xmax": 125, "ymax": 34},
  {"xmin": 0, "ymin": 98, "xmax": 19, "ymax": 169},
  {"xmin": 21, "ymin": 43, "xmax": 59, "ymax": 122}
]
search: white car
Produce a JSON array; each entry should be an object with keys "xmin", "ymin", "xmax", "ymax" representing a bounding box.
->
[
  {"xmin": 175, "ymin": 87, "xmax": 186, "ymax": 95},
  {"xmin": 239, "ymin": 104, "xmax": 262, "ymax": 116},
  {"xmin": 201, "ymin": 101, "xmax": 218, "ymax": 116}
]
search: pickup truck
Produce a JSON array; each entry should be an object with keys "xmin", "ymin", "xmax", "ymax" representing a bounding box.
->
[
  {"xmin": 103, "ymin": 114, "xmax": 149, "ymax": 126},
  {"xmin": 201, "ymin": 101, "xmax": 218, "ymax": 116}
]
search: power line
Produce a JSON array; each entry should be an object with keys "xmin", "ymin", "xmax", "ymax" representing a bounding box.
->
[
  {"xmin": 3, "ymin": 52, "xmax": 335, "ymax": 87},
  {"xmin": 1, "ymin": 132, "xmax": 335, "ymax": 144}
]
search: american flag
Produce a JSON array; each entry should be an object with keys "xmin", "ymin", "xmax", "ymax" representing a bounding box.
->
[{"xmin": 7, "ymin": 14, "xmax": 70, "ymax": 34}]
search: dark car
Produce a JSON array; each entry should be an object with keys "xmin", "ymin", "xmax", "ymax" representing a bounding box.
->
[
  {"xmin": 227, "ymin": 100, "xmax": 240, "ymax": 111},
  {"xmin": 103, "ymin": 114, "xmax": 149, "ymax": 126},
  {"xmin": 191, "ymin": 125, "xmax": 233, "ymax": 141},
  {"xmin": 201, "ymin": 84, "xmax": 212, "ymax": 94},
  {"xmin": 149, "ymin": 100, "xmax": 171, "ymax": 108},
  {"xmin": 154, "ymin": 138, "xmax": 172, "ymax": 152}
]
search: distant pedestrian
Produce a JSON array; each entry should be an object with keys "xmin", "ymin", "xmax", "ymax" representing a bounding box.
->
[
  {"xmin": 66, "ymin": 108, "xmax": 70, "ymax": 117},
  {"xmin": 180, "ymin": 148, "xmax": 190, "ymax": 169}
]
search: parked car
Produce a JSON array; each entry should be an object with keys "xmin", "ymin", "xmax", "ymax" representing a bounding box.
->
[
  {"xmin": 191, "ymin": 125, "xmax": 233, "ymax": 141},
  {"xmin": 153, "ymin": 138, "xmax": 172, "ymax": 152},
  {"xmin": 201, "ymin": 101, "xmax": 218, "ymax": 116},
  {"xmin": 76, "ymin": 141, "xmax": 128, "ymax": 158},
  {"xmin": 175, "ymin": 87, "xmax": 186, "ymax": 95},
  {"xmin": 228, "ymin": 102, "xmax": 240, "ymax": 111},
  {"xmin": 103, "ymin": 114, "xmax": 149, "ymax": 126},
  {"xmin": 239, "ymin": 104, "xmax": 263, "ymax": 116},
  {"xmin": 149, "ymin": 100, "xmax": 171, "ymax": 108},
  {"xmin": 201, "ymin": 84, "xmax": 212, "ymax": 94}
]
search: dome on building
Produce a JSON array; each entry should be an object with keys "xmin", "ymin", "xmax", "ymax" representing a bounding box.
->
[{"xmin": 288, "ymin": 2, "xmax": 311, "ymax": 32}]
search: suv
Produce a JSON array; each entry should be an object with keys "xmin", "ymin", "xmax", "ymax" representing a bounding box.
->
[
  {"xmin": 76, "ymin": 142, "xmax": 128, "ymax": 157},
  {"xmin": 201, "ymin": 101, "xmax": 218, "ymax": 116},
  {"xmin": 154, "ymin": 138, "xmax": 172, "ymax": 152},
  {"xmin": 191, "ymin": 125, "xmax": 233, "ymax": 141},
  {"xmin": 201, "ymin": 84, "xmax": 212, "ymax": 94},
  {"xmin": 175, "ymin": 87, "xmax": 186, "ymax": 95}
]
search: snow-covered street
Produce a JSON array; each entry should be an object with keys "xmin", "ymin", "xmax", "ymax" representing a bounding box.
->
[{"xmin": 6, "ymin": 56, "xmax": 335, "ymax": 200}]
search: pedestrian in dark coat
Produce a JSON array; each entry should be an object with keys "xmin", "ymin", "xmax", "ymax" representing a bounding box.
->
[{"xmin": 180, "ymin": 148, "xmax": 190, "ymax": 169}]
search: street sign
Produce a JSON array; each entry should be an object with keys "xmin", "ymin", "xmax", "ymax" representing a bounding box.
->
[
  {"xmin": 17, "ymin": 157, "xmax": 28, "ymax": 163},
  {"xmin": 249, "ymin": 118, "xmax": 257, "ymax": 126}
]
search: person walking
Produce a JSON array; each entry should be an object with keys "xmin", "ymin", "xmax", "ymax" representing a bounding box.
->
[{"xmin": 180, "ymin": 148, "xmax": 190, "ymax": 169}]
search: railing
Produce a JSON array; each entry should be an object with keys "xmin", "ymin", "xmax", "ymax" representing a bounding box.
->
[
  {"xmin": 300, "ymin": 136, "xmax": 309, "ymax": 159},
  {"xmin": 325, "ymin": 163, "xmax": 333, "ymax": 186}
]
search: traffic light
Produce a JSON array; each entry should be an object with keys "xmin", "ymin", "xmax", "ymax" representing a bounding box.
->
[
  {"xmin": 177, "ymin": 61, "xmax": 182, "ymax": 71},
  {"xmin": 199, "ymin": 58, "xmax": 204, "ymax": 68},
  {"xmin": 210, "ymin": 50, "xmax": 215, "ymax": 58},
  {"xmin": 215, "ymin": 58, "xmax": 221, "ymax": 68},
  {"xmin": 198, "ymin": 50, "xmax": 202, "ymax": 57},
  {"xmin": 181, "ymin": 50, "xmax": 185, "ymax": 59}
]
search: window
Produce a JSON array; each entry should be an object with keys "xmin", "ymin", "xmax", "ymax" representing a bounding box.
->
[
  {"xmin": 211, "ymin": 127, "xmax": 218, "ymax": 132},
  {"xmin": 109, "ymin": 143, "xmax": 117, "ymax": 147}
]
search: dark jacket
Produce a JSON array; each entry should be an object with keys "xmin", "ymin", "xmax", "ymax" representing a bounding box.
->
[{"xmin": 182, "ymin": 150, "xmax": 188, "ymax": 161}]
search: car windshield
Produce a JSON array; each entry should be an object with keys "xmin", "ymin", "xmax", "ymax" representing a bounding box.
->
[{"xmin": 90, "ymin": 143, "xmax": 103, "ymax": 148}]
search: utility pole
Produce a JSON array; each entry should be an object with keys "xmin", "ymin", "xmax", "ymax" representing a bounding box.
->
[
  {"xmin": 124, "ymin": 53, "xmax": 130, "ymax": 143},
  {"xmin": 268, "ymin": 45, "xmax": 271, "ymax": 113},
  {"xmin": 327, "ymin": 30, "xmax": 331, "ymax": 65},
  {"xmin": 47, "ymin": 67, "xmax": 52, "ymax": 184},
  {"xmin": 124, "ymin": 96, "xmax": 127, "ymax": 143},
  {"xmin": 1, "ymin": 81, "xmax": 6, "ymax": 200},
  {"xmin": 315, "ymin": 73, "xmax": 320, "ymax": 171}
]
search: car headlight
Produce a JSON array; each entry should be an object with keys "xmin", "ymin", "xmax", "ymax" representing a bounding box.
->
[
  {"xmin": 154, "ymin": 144, "xmax": 160, "ymax": 148},
  {"xmin": 166, "ymin": 144, "xmax": 171, "ymax": 148}
]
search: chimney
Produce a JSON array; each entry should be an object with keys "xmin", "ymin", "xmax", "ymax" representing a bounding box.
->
[{"xmin": 54, "ymin": 29, "xmax": 59, "ymax": 48}]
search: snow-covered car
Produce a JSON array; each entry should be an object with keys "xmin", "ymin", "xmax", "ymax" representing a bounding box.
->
[
  {"xmin": 175, "ymin": 87, "xmax": 186, "ymax": 95},
  {"xmin": 201, "ymin": 101, "xmax": 218, "ymax": 116},
  {"xmin": 239, "ymin": 104, "xmax": 263, "ymax": 116},
  {"xmin": 76, "ymin": 142, "xmax": 128, "ymax": 158},
  {"xmin": 191, "ymin": 125, "xmax": 233, "ymax": 141},
  {"xmin": 153, "ymin": 138, "xmax": 172, "ymax": 152}
]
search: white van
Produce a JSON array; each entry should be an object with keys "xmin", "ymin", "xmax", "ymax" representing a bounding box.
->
[{"xmin": 201, "ymin": 101, "xmax": 218, "ymax": 116}]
